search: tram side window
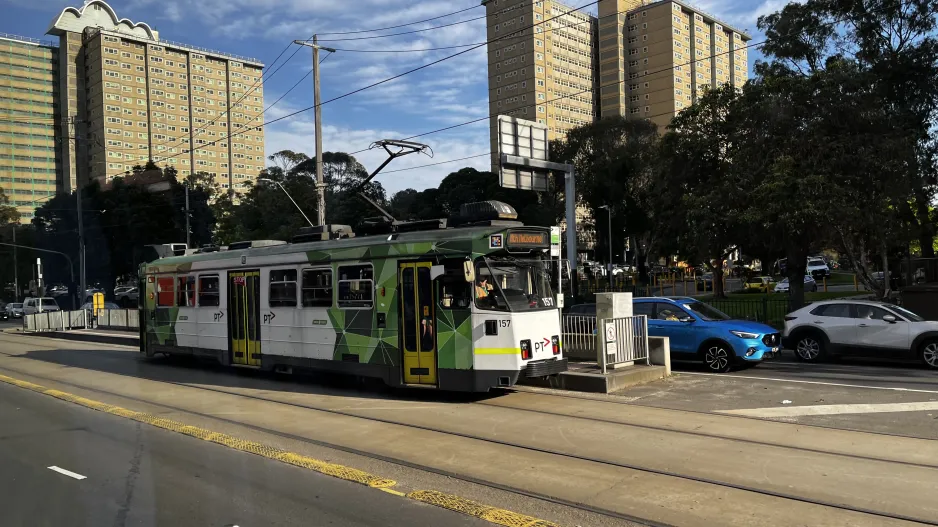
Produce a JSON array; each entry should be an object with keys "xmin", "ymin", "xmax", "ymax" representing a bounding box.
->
[
  {"xmin": 302, "ymin": 268, "xmax": 333, "ymax": 307},
  {"xmin": 338, "ymin": 264, "xmax": 373, "ymax": 309},
  {"xmin": 198, "ymin": 275, "xmax": 220, "ymax": 307},
  {"xmin": 156, "ymin": 276, "xmax": 174, "ymax": 307},
  {"xmin": 176, "ymin": 276, "xmax": 195, "ymax": 307},
  {"xmin": 269, "ymin": 269, "xmax": 298, "ymax": 307},
  {"xmin": 439, "ymin": 259, "xmax": 471, "ymax": 309}
]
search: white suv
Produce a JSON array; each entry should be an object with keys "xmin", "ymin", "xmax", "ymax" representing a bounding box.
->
[
  {"xmin": 783, "ymin": 300, "xmax": 938, "ymax": 368},
  {"xmin": 22, "ymin": 297, "xmax": 61, "ymax": 315},
  {"xmin": 806, "ymin": 258, "xmax": 831, "ymax": 280}
]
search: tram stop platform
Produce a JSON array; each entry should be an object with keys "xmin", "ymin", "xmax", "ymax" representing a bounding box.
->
[
  {"xmin": 6, "ymin": 328, "xmax": 138, "ymax": 347},
  {"xmin": 519, "ymin": 336, "xmax": 672, "ymax": 394},
  {"xmin": 519, "ymin": 362, "xmax": 669, "ymax": 393}
]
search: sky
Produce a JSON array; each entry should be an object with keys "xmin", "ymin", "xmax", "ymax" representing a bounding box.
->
[{"xmin": 4, "ymin": 0, "xmax": 790, "ymax": 195}]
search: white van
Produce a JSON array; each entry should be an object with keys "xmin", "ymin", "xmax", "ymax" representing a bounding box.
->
[{"xmin": 22, "ymin": 297, "xmax": 61, "ymax": 315}]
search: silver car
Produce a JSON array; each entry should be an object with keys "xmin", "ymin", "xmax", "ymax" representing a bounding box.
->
[{"xmin": 774, "ymin": 275, "xmax": 818, "ymax": 293}]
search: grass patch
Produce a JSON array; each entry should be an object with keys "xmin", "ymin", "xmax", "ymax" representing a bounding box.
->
[{"xmin": 825, "ymin": 272, "xmax": 856, "ymax": 285}]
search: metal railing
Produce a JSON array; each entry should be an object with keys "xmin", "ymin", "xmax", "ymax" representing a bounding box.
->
[
  {"xmin": 562, "ymin": 314, "xmax": 597, "ymax": 360},
  {"xmin": 23, "ymin": 310, "xmax": 87, "ymax": 331},
  {"xmin": 95, "ymin": 309, "xmax": 139, "ymax": 330},
  {"xmin": 599, "ymin": 315, "xmax": 649, "ymax": 373}
]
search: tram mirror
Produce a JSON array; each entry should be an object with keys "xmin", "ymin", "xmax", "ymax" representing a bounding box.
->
[
  {"xmin": 463, "ymin": 260, "xmax": 475, "ymax": 282},
  {"xmin": 430, "ymin": 265, "xmax": 445, "ymax": 280}
]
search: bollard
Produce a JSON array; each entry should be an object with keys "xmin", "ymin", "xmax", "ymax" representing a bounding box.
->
[{"xmin": 823, "ymin": 276, "xmax": 827, "ymax": 293}]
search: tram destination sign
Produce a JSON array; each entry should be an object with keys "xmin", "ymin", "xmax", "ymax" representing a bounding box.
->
[{"xmin": 506, "ymin": 230, "xmax": 550, "ymax": 250}]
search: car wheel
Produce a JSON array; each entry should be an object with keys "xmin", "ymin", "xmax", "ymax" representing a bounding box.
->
[
  {"xmin": 794, "ymin": 333, "xmax": 824, "ymax": 362},
  {"xmin": 921, "ymin": 340, "xmax": 938, "ymax": 369},
  {"xmin": 703, "ymin": 343, "xmax": 733, "ymax": 373}
]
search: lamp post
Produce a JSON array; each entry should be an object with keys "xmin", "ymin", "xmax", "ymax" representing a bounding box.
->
[
  {"xmin": 0, "ymin": 242, "xmax": 75, "ymax": 307},
  {"xmin": 257, "ymin": 178, "xmax": 315, "ymax": 229},
  {"xmin": 598, "ymin": 205, "xmax": 613, "ymax": 279}
]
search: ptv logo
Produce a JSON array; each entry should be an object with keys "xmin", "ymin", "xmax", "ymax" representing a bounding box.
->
[{"xmin": 533, "ymin": 337, "xmax": 551, "ymax": 353}]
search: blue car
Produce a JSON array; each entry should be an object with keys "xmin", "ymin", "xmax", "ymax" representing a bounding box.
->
[{"xmin": 633, "ymin": 297, "xmax": 780, "ymax": 373}]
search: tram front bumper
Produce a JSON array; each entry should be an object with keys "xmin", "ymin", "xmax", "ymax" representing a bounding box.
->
[{"xmin": 522, "ymin": 358, "xmax": 568, "ymax": 378}]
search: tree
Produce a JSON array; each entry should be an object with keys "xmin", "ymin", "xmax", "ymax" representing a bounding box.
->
[
  {"xmin": 267, "ymin": 150, "xmax": 309, "ymax": 173},
  {"xmin": 552, "ymin": 117, "xmax": 659, "ymax": 282},
  {"xmin": 652, "ymin": 85, "xmax": 748, "ymax": 298},
  {"xmin": 0, "ymin": 187, "xmax": 19, "ymax": 226}
]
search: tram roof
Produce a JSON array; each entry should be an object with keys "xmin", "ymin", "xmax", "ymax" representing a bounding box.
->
[{"xmin": 144, "ymin": 223, "xmax": 549, "ymax": 272}]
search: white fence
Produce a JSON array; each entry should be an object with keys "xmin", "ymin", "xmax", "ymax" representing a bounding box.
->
[
  {"xmin": 23, "ymin": 310, "xmax": 87, "ymax": 332},
  {"xmin": 23, "ymin": 309, "xmax": 139, "ymax": 332},
  {"xmin": 562, "ymin": 315, "xmax": 597, "ymax": 360},
  {"xmin": 599, "ymin": 315, "xmax": 650, "ymax": 373}
]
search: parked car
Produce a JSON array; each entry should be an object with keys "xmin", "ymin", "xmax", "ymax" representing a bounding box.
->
[
  {"xmin": 0, "ymin": 302, "xmax": 6, "ymax": 320},
  {"xmin": 5, "ymin": 303, "xmax": 24, "ymax": 319},
  {"xmin": 783, "ymin": 300, "xmax": 938, "ymax": 368},
  {"xmin": 744, "ymin": 276, "xmax": 776, "ymax": 293},
  {"xmin": 564, "ymin": 303, "xmax": 597, "ymax": 337},
  {"xmin": 807, "ymin": 258, "xmax": 831, "ymax": 280},
  {"xmin": 114, "ymin": 286, "xmax": 139, "ymax": 307},
  {"xmin": 696, "ymin": 273, "xmax": 714, "ymax": 291},
  {"xmin": 634, "ymin": 297, "xmax": 780, "ymax": 373},
  {"xmin": 22, "ymin": 297, "xmax": 60, "ymax": 315},
  {"xmin": 774, "ymin": 275, "xmax": 818, "ymax": 293}
]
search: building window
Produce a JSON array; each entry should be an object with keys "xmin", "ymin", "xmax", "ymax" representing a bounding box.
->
[{"xmin": 269, "ymin": 269, "xmax": 298, "ymax": 307}]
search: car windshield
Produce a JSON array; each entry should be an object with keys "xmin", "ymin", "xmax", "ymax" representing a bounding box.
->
[
  {"xmin": 40, "ymin": 298, "xmax": 57, "ymax": 305},
  {"xmin": 885, "ymin": 304, "xmax": 924, "ymax": 322},
  {"xmin": 808, "ymin": 259, "xmax": 825, "ymax": 266},
  {"xmin": 682, "ymin": 302, "xmax": 731, "ymax": 321},
  {"xmin": 476, "ymin": 257, "xmax": 555, "ymax": 311}
]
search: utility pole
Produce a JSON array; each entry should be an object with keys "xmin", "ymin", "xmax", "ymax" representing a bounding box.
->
[
  {"xmin": 184, "ymin": 183, "xmax": 190, "ymax": 248},
  {"xmin": 11, "ymin": 225, "xmax": 18, "ymax": 301},
  {"xmin": 293, "ymin": 38, "xmax": 335, "ymax": 227},
  {"xmin": 74, "ymin": 116, "xmax": 86, "ymax": 305}
]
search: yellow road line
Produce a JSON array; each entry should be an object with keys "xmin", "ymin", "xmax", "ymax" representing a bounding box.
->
[
  {"xmin": 409, "ymin": 490, "xmax": 559, "ymax": 527},
  {"xmin": 0, "ymin": 373, "xmax": 561, "ymax": 527}
]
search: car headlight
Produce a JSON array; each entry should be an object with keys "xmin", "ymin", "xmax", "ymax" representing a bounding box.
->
[{"xmin": 730, "ymin": 330, "xmax": 760, "ymax": 339}]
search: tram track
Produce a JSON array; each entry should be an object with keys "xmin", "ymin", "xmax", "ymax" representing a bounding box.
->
[{"xmin": 0, "ymin": 350, "xmax": 935, "ymax": 526}]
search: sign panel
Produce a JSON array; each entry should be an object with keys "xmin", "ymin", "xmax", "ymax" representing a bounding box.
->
[
  {"xmin": 605, "ymin": 322, "xmax": 617, "ymax": 343},
  {"xmin": 497, "ymin": 115, "xmax": 549, "ymax": 191},
  {"xmin": 506, "ymin": 230, "xmax": 550, "ymax": 249},
  {"xmin": 550, "ymin": 226, "xmax": 561, "ymax": 258}
]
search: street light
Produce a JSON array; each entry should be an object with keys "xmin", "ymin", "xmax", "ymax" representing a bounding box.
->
[
  {"xmin": 257, "ymin": 178, "xmax": 315, "ymax": 229},
  {"xmin": 598, "ymin": 205, "xmax": 613, "ymax": 278}
]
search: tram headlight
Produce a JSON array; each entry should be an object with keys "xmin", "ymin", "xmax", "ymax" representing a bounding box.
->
[
  {"xmin": 551, "ymin": 335, "xmax": 560, "ymax": 355},
  {"xmin": 520, "ymin": 339, "xmax": 532, "ymax": 360}
]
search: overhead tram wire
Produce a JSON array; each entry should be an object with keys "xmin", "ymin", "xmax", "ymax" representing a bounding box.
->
[
  {"xmin": 316, "ymin": 3, "xmax": 482, "ymax": 35},
  {"xmin": 101, "ymin": 0, "xmax": 603, "ymax": 181},
  {"xmin": 345, "ymin": 37, "xmax": 771, "ymax": 158},
  {"xmin": 152, "ymin": 3, "xmax": 507, "ymax": 158},
  {"xmin": 312, "ymin": 14, "xmax": 489, "ymax": 42}
]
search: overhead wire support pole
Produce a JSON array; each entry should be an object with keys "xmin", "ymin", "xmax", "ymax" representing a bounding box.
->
[
  {"xmin": 293, "ymin": 38, "xmax": 336, "ymax": 227},
  {"xmin": 0, "ymin": 243, "xmax": 75, "ymax": 307}
]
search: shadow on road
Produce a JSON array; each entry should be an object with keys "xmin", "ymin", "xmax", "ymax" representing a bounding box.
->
[{"xmin": 7, "ymin": 347, "xmax": 506, "ymax": 405}]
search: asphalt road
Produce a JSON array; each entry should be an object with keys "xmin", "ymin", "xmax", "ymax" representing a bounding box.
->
[{"xmin": 0, "ymin": 380, "xmax": 486, "ymax": 527}]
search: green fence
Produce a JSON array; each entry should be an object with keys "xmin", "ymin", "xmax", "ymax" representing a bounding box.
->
[{"xmin": 706, "ymin": 297, "xmax": 795, "ymax": 329}]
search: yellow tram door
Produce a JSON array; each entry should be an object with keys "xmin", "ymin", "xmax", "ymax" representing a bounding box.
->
[
  {"xmin": 399, "ymin": 262, "xmax": 438, "ymax": 385},
  {"xmin": 228, "ymin": 270, "xmax": 262, "ymax": 367}
]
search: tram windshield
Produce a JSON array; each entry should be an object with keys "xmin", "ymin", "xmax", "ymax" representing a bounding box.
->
[{"xmin": 475, "ymin": 257, "xmax": 555, "ymax": 311}]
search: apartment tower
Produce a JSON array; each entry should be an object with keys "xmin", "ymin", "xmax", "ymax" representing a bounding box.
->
[
  {"xmin": 485, "ymin": 0, "xmax": 750, "ymax": 168},
  {"xmin": 46, "ymin": 1, "xmax": 265, "ymax": 196},
  {"xmin": 484, "ymin": 0, "xmax": 598, "ymax": 169},
  {"xmin": 598, "ymin": 0, "xmax": 750, "ymax": 127},
  {"xmin": 0, "ymin": 34, "xmax": 61, "ymax": 223}
]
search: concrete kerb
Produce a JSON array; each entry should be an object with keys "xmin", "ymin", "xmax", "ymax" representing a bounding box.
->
[{"xmin": 9, "ymin": 329, "xmax": 138, "ymax": 347}]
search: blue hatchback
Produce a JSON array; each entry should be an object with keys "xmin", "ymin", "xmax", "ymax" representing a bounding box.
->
[{"xmin": 633, "ymin": 297, "xmax": 780, "ymax": 373}]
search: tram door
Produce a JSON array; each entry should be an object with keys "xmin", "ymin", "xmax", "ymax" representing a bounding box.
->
[
  {"xmin": 228, "ymin": 270, "xmax": 261, "ymax": 367},
  {"xmin": 399, "ymin": 262, "xmax": 438, "ymax": 385}
]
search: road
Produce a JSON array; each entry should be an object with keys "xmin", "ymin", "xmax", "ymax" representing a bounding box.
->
[
  {"xmin": 0, "ymin": 379, "xmax": 486, "ymax": 527},
  {"xmin": 2, "ymin": 332, "xmax": 938, "ymax": 527}
]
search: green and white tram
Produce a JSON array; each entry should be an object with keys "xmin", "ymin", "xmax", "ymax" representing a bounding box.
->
[{"xmin": 139, "ymin": 201, "xmax": 567, "ymax": 392}]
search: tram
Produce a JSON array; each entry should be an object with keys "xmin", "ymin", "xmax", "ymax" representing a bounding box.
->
[{"xmin": 139, "ymin": 201, "xmax": 567, "ymax": 392}]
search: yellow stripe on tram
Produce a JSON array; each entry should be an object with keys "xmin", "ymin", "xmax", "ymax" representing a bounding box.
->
[{"xmin": 474, "ymin": 348, "xmax": 522, "ymax": 355}]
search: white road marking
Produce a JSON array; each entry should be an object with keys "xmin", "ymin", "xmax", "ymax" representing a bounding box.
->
[
  {"xmin": 679, "ymin": 371, "xmax": 938, "ymax": 394},
  {"xmin": 720, "ymin": 401, "xmax": 938, "ymax": 418},
  {"xmin": 48, "ymin": 466, "xmax": 87, "ymax": 480}
]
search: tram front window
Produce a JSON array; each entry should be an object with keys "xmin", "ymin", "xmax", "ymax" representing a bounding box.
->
[{"xmin": 475, "ymin": 257, "xmax": 555, "ymax": 311}]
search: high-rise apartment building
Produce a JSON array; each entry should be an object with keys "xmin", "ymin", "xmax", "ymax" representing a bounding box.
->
[
  {"xmin": 0, "ymin": 1, "xmax": 266, "ymax": 223},
  {"xmin": 598, "ymin": 0, "xmax": 749, "ymax": 128},
  {"xmin": 0, "ymin": 34, "xmax": 61, "ymax": 223},
  {"xmin": 485, "ymin": 0, "xmax": 750, "ymax": 167},
  {"xmin": 47, "ymin": 0, "xmax": 265, "ymax": 194},
  {"xmin": 485, "ymin": 0, "xmax": 598, "ymax": 169}
]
